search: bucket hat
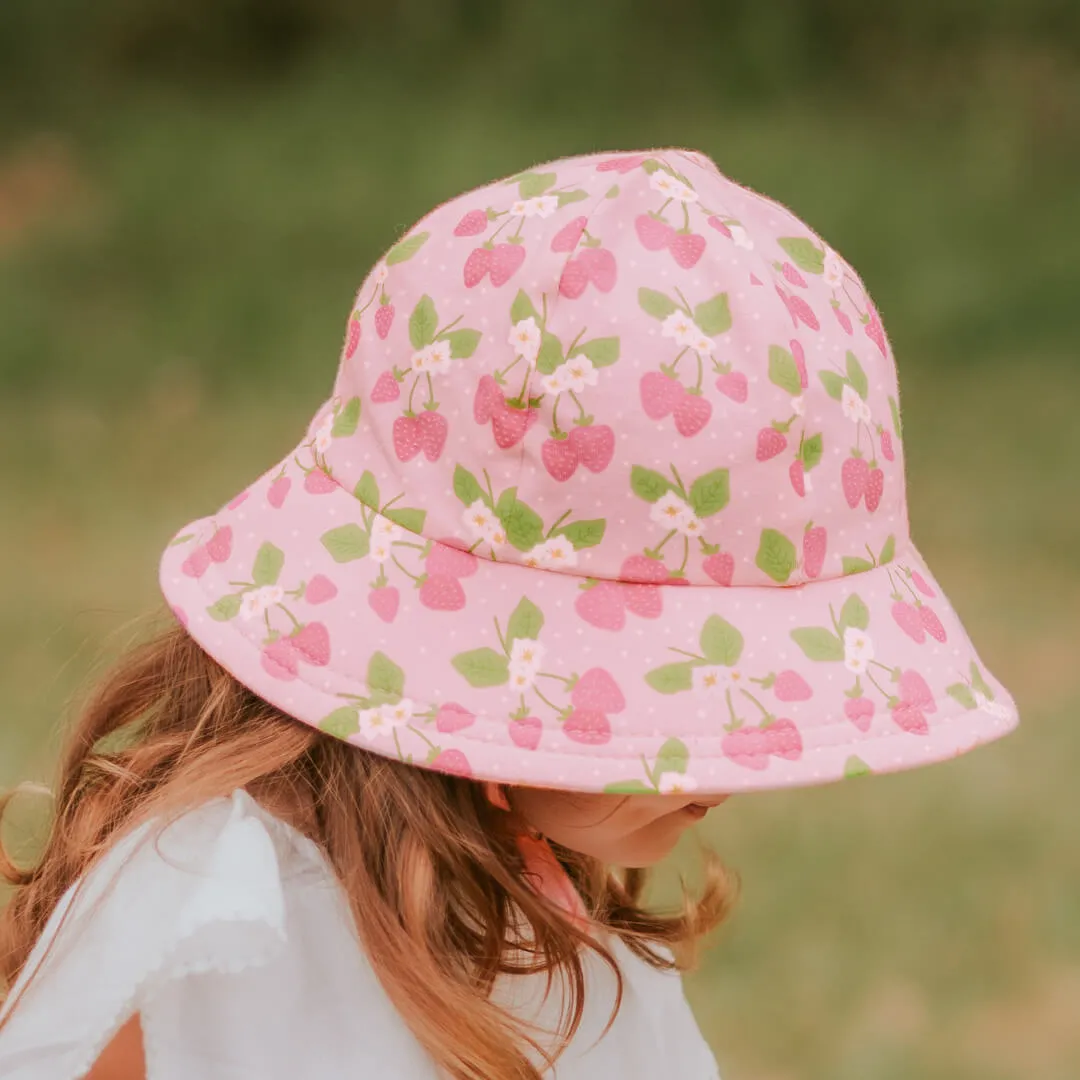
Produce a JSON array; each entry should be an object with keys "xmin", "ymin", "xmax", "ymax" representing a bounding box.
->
[{"xmin": 159, "ymin": 148, "xmax": 1018, "ymax": 795}]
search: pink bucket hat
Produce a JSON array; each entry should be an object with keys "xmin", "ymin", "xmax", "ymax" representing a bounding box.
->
[{"xmin": 159, "ymin": 148, "xmax": 1018, "ymax": 794}]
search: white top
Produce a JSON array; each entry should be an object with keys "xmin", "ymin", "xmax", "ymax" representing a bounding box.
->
[{"xmin": 0, "ymin": 789, "xmax": 721, "ymax": 1079}]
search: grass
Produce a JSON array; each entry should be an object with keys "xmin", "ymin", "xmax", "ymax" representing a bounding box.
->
[{"xmin": 2, "ymin": 51, "xmax": 1079, "ymax": 1079}]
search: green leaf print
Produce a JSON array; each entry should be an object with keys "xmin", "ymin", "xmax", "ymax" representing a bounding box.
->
[
  {"xmin": 889, "ymin": 394, "xmax": 902, "ymax": 439},
  {"xmin": 879, "ymin": 535, "xmax": 896, "ymax": 564},
  {"xmin": 252, "ymin": 542, "xmax": 285, "ymax": 586},
  {"xmin": 207, "ymin": 593, "xmax": 243, "ymax": 621},
  {"xmin": 452, "ymin": 647, "xmax": 511, "ymax": 688},
  {"xmin": 517, "ymin": 171, "xmax": 556, "ymax": 198},
  {"xmin": 320, "ymin": 524, "xmax": 370, "ymax": 563},
  {"xmin": 385, "ymin": 231, "xmax": 429, "ymax": 266},
  {"xmin": 496, "ymin": 491, "xmax": 544, "ymax": 551},
  {"xmin": 630, "ymin": 465, "xmax": 673, "ymax": 503},
  {"xmin": 574, "ymin": 337, "xmax": 620, "ymax": 367},
  {"xmin": 320, "ymin": 707, "xmax": 359, "ymax": 738},
  {"xmin": 368, "ymin": 652, "xmax": 405, "ymax": 699},
  {"xmin": 843, "ymin": 755, "xmax": 873, "ymax": 779},
  {"xmin": 778, "ymin": 237, "xmax": 825, "ymax": 275},
  {"xmin": 638, "ymin": 287, "xmax": 678, "ymax": 320},
  {"xmin": 506, "ymin": 597, "xmax": 544, "ymax": 648},
  {"xmin": 801, "ymin": 433, "xmax": 824, "ymax": 471},
  {"xmin": 818, "ymin": 371, "xmax": 847, "ymax": 401},
  {"xmin": 551, "ymin": 518, "xmax": 606, "ymax": 549},
  {"xmin": 353, "ymin": 471, "xmax": 379, "ymax": 510},
  {"xmin": 791, "ymin": 627, "xmax": 845, "ymax": 662},
  {"xmin": 645, "ymin": 662, "xmax": 694, "ymax": 694},
  {"xmin": 382, "ymin": 506, "xmax": 426, "ymax": 534},
  {"xmin": 510, "ymin": 290, "xmax": 539, "ymax": 325},
  {"xmin": 693, "ymin": 294, "xmax": 732, "ymax": 337},
  {"xmin": 700, "ymin": 616, "xmax": 744, "ymax": 666},
  {"xmin": 556, "ymin": 188, "xmax": 589, "ymax": 207},
  {"xmin": 409, "ymin": 295, "xmax": 438, "ymax": 350},
  {"xmin": 756, "ymin": 529, "xmax": 797, "ymax": 584},
  {"xmin": 655, "ymin": 737, "xmax": 690, "ymax": 776},
  {"xmin": 604, "ymin": 780, "xmax": 654, "ymax": 794},
  {"xmin": 842, "ymin": 556, "xmax": 875, "ymax": 576},
  {"xmin": 845, "ymin": 352, "xmax": 869, "ymax": 400},
  {"xmin": 167, "ymin": 532, "xmax": 196, "ymax": 547},
  {"xmin": 453, "ymin": 465, "xmax": 487, "ymax": 508},
  {"xmin": 970, "ymin": 663, "xmax": 994, "ymax": 701},
  {"xmin": 440, "ymin": 329, "xmax": 481, "ymax": 359},
  {"xmin": 331, "ymin": 397, "xmax": 361, "ymax": 438},
  {"xmin": 688, "ymin": 469, "xmax": 730, "ymax": 518},
  {"xmin": 838, "ymin": 594, "xmax": 870, "ymax": 632},
  {"xmin": 535, "ymin": 332, "xmax": 565, "ymax": 375},
  {"xmin": 768, "ymin": 345, "xmax": 802, "ymax": 396},
  {"xmin": 946, "ymin": 683, "xmax": 978, "ymax": 710}
]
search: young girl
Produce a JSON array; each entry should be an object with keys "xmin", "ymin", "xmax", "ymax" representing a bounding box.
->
[{"xmin": 0, "ymin": 148, "xmax": 1018, "ymax": 1079}]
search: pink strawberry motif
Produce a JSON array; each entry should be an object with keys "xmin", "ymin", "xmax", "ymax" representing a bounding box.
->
[
  {"xmin": 374, "ymin": 302, "xmax": 395, "ymax": 340},
  {"xmin": 417, "ymin": 411, "xmax": 448, "ymax": 462},
  {"xmin": 431, "ymin": 749, "xmax": 472, "ymax": 777},
  {"xmin": 749, "ymin": 272, "xmax": 764, "ymax": 287},
  {"xmin": 707, "ymin": 216, "xmax": 732, "ymax": 238},
  {"xmin": 542, "ymin": 436, "xmax": 578, "ymax": 482},
  {"xmin": 206, "ymin": 527, "xmax": 232, "ymax": 563},
  {"xmin": 570, "ymin": 668, "xmax": 626, "ymax": 713},
  {"xmin": 803, "ymin": 524, "xmax": 828, "ymax": 580},
  {"xmin": 304, "ymin": 469, "xmax": 338, "ymax": 495},
  {"xmin": 635, "ymin": 214, "xmax": 675, "ymax": 251},
  {"xmin": 509, "ymin": 715, "xmax": 542, "ymax": 750},
  {"xmin": 789, "ymin": 459, "xmax": 806, "ymax": 497},
  {"xmin": 596, "ymin": 155, "xmax": 646, "ymax": 173},
  {"xmin": 623, "ymin": 583, "xmax": 662, "ymax": 619},
  {"xmin": 790, "ymin": 339, "xmax": 809, "ymax": 388},
  {"xmin": 551, "ymin": 216, "xmax": 587, "ymax": 253},
  {"xmin": 463, "ymin": 247, "xmax": 492, "ymax": 288},
  {"xmin": 891, "ymin": 704, "xmax": 929, "ymax": 735},
  {"xmin": 892, "ymin": 601, "xmax": 927, "ymax": 643},
  {"xmin": 773, "ymin": 671, "xmax": 813, "ymax": 702},
  {"xmin": 563, "ymin": 709, "xmax": 612, "ymax": 745},
  {"xmin": 776, "ymin": 286, "xmax": 820, "ymax": 331},
  {"xmin": 419, "ymin": 574, "xmax": 466, "ymax": 612},
  {"xmin": 226, "ymin": 491, "xmax": 249, "ymax": 510},
  {"xmin": 435, "ymin": 703, "xmax": 475, "ymax": 734},
  {"xmin": 778, "ymin": 261, "xmax": 807, "ymax": 287},
  {"xmin": 620, "ymin": 554, "xmax": 669, "ymax": 584},
  {"xmin": 864, "ymin": 467, "xmax": 884, "ymax": 513},
  {"xmin": 841, "ymin": 456, "xmax": 869, "ymax": 508},
  {"xmin": 261, "ymin": 638, "xmax": 299, "ymax": 681},
  {"xmin": 864, "ymin": 303, "xmax": 887, "ymax": 357},
  {"xmin": 911, "ymin": 571, "xmax": 936, "ymax": 598},
  {"xmin": 474, "ymin": 374, "xmax": 503, "ymax": 424},
  {"xmin": 715, "ymin": 371, "xmax": 748, "ymax": 402},
  {"xmin": 919, "ymin": 606, "xmax": 948, "ymax": 643},
  {"xmin": 898, "ymin": 670, "xmax": 936, "ymax": 711},
  {"xmin": 844, "ymin": 697, "xmax": 875, "ymax": 731},
  {"xmin": 344, "ymin": 317, "xmax": 361, "ymax": 360},
  {"xmin": 454, "ymin": 209, "xmax": 488, "ymax": 237},
  {"xmin": 181, "ymin": 545, "xmax": 211, "ymax": 579},
  {"xmin": 491, "ymin": 404, "xmax": 534, "ymax": 449},
  {"xmin": 558, "ymin": 257, "xmax": 589, "ymax": 299},
  {"xmin": 568, "ymin": 424, "xmax": 614, "ymax": 473},
  {"xmin": 756, "ymin": 427, "xmax": 788, "ymax": 461},
  {"xmin": 831, "ymin": 301, "xmax": 854, "ymax": 335},
  {"xmin": 368, "ymin": 585, "xmax": 400, "ymax": 623},
  {"xmin": 669, "ymin": 232, "xmax": 706, "ymax": 269},
  {"xmin": 879, "ymin": 428, "xmax": 895, "ymax": 462},
  {"xmin": 578, "ymin": 247, "xmax": 617, "ymax": 292},
  {"xmin": 490, "ymin": 243, "xmax": 526, "ymax": 287},
  {"xmin": 721, "ymin": 727, "xmax": 770, "ymax": 771},
  {"xmin": 762, "ymin": 719, "xmax": 803, "ymax": 760},
  {"xmin": 673, "ymin": 393, "xmax": 711, "ymax": 437},
  {"xmin": 371, "ymin": 370, "xmax": 400, "ymax": 403},
  {"xmin": 392, "ymin": 416, "xmax": 423, "ymax": 462},
  {"xmin": 304, "ymin": 574, "xmax": 338, "ymax": 605},
  {"xmin": 703, "ymin": 551, "xmax": 735, "ymax": 586},
  {"xmin": 640, "ymin": 372, "xmax": 684, "ymax": 419},
  {"xmin": 575, "ymin": 582, "xmax": 626, "ymax": 631},
  {"xmin": 426, "ymin": 542, "xmax": 479, "ymax": 579},
  {"xmin": 290, "ymin": 622, "xmax": 330, "ymax": 667},
  {"xmin": 267, "ymin": 475, "xmax": 291, "ymax": 509}
]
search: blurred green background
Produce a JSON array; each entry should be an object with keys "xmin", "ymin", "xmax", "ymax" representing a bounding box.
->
[{"xmin": 2, "ymin": 2, "xmax": 1078, "ymax": 1076}]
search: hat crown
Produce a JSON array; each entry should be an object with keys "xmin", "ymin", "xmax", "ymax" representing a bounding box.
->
[{"xmin": 322, "ymin": 149, "xmax": 906, "ymax": 589}]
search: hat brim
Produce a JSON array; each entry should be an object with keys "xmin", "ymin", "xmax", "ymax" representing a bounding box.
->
[{"xmin": 160, "ymin": 446, "xmax": 1018, "ymax": 796}]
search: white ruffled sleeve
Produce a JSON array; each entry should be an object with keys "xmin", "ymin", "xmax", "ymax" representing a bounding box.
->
[{"xmin": 0, "ymin": 790, "xmax": 290, "ymax": 1080}]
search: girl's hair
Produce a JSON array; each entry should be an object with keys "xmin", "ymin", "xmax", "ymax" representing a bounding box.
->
[{"xmin": 0, "ymin": 617, "xmax": 735, "ymax": 1079}]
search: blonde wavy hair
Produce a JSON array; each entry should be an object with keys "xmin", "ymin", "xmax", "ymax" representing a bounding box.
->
[{"xmin": 0, "ymin": 616, "xmax": 735, "ymax": 1078}]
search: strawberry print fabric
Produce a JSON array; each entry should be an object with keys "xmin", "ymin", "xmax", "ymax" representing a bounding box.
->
[{"xmin": 159, "ymin": 148, "xmax": 1018, "ymax": 794}]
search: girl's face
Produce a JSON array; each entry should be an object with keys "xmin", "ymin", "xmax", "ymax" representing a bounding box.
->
[{"xmin": 508, "ymin": 789, "xmax": 730, "ymax": 867}]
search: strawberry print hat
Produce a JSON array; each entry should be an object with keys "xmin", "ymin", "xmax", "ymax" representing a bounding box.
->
[{"xmin": 159, "ymin": 149, "xmax": 1018, "ymax": 794}]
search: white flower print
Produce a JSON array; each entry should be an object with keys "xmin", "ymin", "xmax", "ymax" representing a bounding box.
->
[
  {"xmin": 690, "ymin": 333, "xmax": 714, "ymax": 356},
  {"xmin": 841, "ymin": 384, "xmax": 864, "ymax": 423},
  {"xmin": 484, "ymin": 522, "xmax": 508, "ymax": 549},
  {"xmin": 729, "ymin": 224, "xmax": 753, "ymax": 250},
  {"xmin": 512, "ymin": 196, "xmax": 559, "ymax": 218},
  {"xmin": 379, "ymin": 699, "xmax": 415, "ymax": 729},
  {"xmin": 561, "ymin": 355, "xmax": 599, "ymax": 393},
  {"xmin": 463, "ymin": 499, "xmax": 497, "ymax": 540},
  {"xmin": 539, "ymin": 368, "xmax": 568, "ymax": 396},
  {"xmin": 372, "ymin": 516, "xmax": 402, "ymax": 543},
  {"xmin": 510, "ymin": 638, "xmax": 545, "ymax": 675},
  {"xmin": 508, "ymin": 661, "xmax": 539, "ymax": 691},
  {"xmin": 692, "ymin": 666, "xmax": 730, "ymax": 694},
  {"xmin": 648, "ymin": 171, "xmax": 698, "ymax": 203},
  {"xmin": 509, "ymin": 317, "xmax": 541, "ymax": 366},
  {"xmin": 661, "ymin": 311, "xmax": 699, "ymax": 347},
  {"xmin": 974, "ymin": 690, "xmax": 1011, "ymax": 720},
  {"xmin": 675, "ymin": 514, "xmax": 704, "ymax": 538},
  {"xmin": 843, "ymin": 628, "xmax": 875, "ymax": 673},
  {"xmin": 792, "ymin": 395, "xmax": 806, "ymax": 417},
  {"xmin": 533, "ymin": 536, "xmax": 578, "ymax": 569},
  {"xmin": 313, "ymin": 414, "xmax": 335, "ymax": 453},
  {"xmin": 411, "ymin": 340, "xmax": 452, "ymax": 375},
  {"xmin": 823, "ymin": 249, "xmax": 845, "ymax": 289},
  {"xmin": 369, "ymin": 536, "xmax": 393, "ymax": 564},
  {"xmin": 358, "ymin": 707, "xmax": 391, "ymax": 739},
  {"xmin": 804, "ymin": 472, "xmax": 814, "ymax": 494},
  {"xmin": 650, "ymin": 490, "xmax": 693, "ymax": 529},
  {"xmin": 657, "ymin": 772, "xmax": 699, "ymax": 794},
  {"xmin": 239, "ymin": 585, "xmax": 284, "ymax": 621}
]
